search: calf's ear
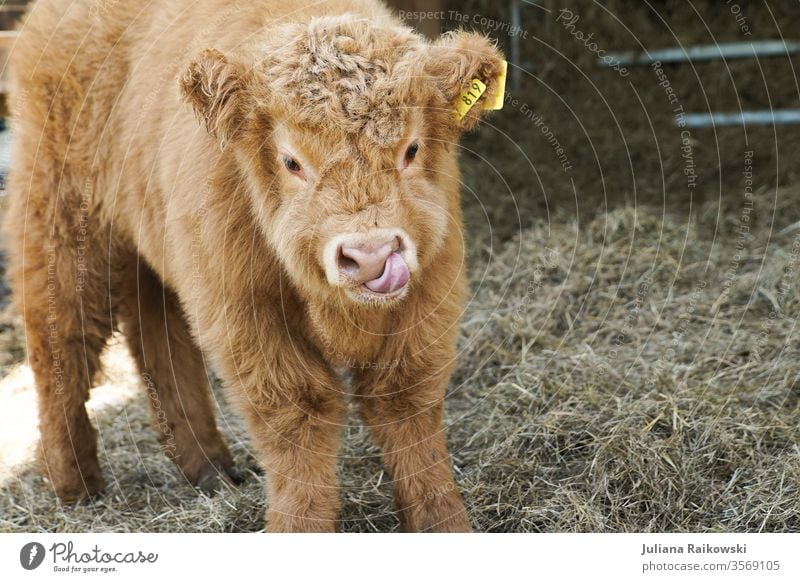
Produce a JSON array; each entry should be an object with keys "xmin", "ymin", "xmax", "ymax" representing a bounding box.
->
[
  {"xmin": 180, "ymin": 48, "xmax": 253, "ymax": 148},
  {"xmin": 425, "ymin": 31, "xmax": 506, "ymax": 132}
]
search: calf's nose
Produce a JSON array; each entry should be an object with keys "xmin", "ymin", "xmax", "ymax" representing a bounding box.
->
[{"xmin": 338, "ymin": 237, "xmax": 399, "ymax": 283}]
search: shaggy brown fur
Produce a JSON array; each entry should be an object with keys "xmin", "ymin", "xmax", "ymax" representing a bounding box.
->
[{"xmin": 4, "ymin": 0, "xmax": 504, "ymax": 532}]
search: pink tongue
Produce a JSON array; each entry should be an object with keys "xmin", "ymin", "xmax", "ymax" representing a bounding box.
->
[{"xmin": 365, "ymin": 252, "xmax": 410, "ymax": 294}]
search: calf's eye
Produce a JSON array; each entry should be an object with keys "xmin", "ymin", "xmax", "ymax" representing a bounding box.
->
[
  {"xmin": 404, "ymin": 142, "xmax": 419, "ymax": 168},
  {"xmin": 283, "ymin": 156, "xmax": 302, "ymax": 174}
]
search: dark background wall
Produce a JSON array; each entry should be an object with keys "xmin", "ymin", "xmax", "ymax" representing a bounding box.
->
[{"xmin": 414, "ymin": 1, "xmax": 800, "ymax": 244}]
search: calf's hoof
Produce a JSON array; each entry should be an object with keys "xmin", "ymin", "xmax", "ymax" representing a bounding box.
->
[
  {"xmin": 402, "ymin": 493, "xmax": 473, "ymax": 532},
  {"xmin": 193, "ymin": 460, "xmax": 245, "ymax": 494},
  {"xmin": 50, "ymin": 468, "xmax": 106, "ymax": 503}
]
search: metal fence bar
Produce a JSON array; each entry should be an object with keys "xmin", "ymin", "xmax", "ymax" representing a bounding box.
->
[
  {"xmin": 677, "ymin": 109, "xmax": 800, "ymax": 128},
  {"xmin": 509, "ymin": 0, "xmax": 521, "ymax": 90},
  {"xmin": 602, "ymin": 40, "xmax": 800, "ymax": 67}
]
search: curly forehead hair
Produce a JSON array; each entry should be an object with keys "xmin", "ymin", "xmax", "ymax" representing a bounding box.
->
[{"xmin": 259, "ymin": 15, "xmax": 434, "ymax": 146}]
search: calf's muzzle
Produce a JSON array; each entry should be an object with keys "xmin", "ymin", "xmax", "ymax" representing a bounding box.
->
[{"xmin": 323, "ymin": 229, "xmax": 416, "ymax": 296}]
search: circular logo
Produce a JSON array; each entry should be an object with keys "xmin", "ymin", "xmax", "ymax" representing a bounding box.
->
[{"xmin": 19, "ymin": 542, "xmax": 46, "ymax": 570}]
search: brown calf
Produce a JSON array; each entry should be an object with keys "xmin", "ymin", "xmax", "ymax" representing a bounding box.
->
[{"xmin": 5, "ymin": 0, "xmax": 504, "ymax": 531}]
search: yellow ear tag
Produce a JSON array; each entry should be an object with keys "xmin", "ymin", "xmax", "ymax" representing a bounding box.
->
[
  {"xmin": 483, "ymin": 60, "xmax": 508, "ymax": 111},
  {"xmin": 454, "ymin": 60, "xmax": 508, "ymax": 120}
]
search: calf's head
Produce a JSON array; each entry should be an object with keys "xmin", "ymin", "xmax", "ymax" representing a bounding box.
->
[{"xmin": 181, "ymin": 16, "xmax": 504, "ymax": 306}]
